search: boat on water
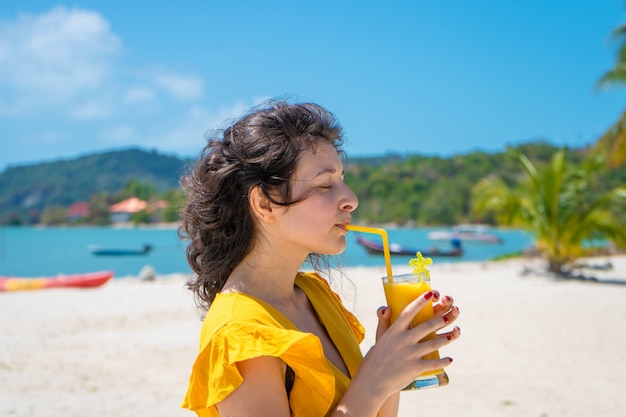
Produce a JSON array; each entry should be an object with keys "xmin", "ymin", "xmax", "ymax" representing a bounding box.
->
[
  {"xmin": 355, "ymin": 236, "xmax": 463, "ymax": 257},
  {"xmin": 428, "ymin": 224, "xmax": 502, "ymax": 243},
  {"xmin": 0, "ymin": 270, "xmax": 114, "ymax": 292},
  {"xmin": 89, "ymin": 244, "xmax": 153, "ymax": 256}
]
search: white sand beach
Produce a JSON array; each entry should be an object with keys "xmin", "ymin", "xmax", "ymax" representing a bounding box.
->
[{"xmin": 2, "ymin": 256, "xmax": 626, "ymax": 417}]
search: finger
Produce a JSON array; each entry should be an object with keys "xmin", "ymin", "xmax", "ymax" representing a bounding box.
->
[
  {"xmin": 443, "ymin": 325, "xmax": 461, "ymax": 342},
  {"xmin": 375, "ymin": 306, "xmax": 392, "ymax": 341},
  {"xmin": 419, "ymin": 326, "xmax": 462, "ymax": 353},
  {"xmin": 393, "ymin": 291, "xmax": 435, "ymax": 330},
  {"xmin": 416, "ymin": 356, "xmax": 455, "ymax": 375},
  {"xmin": 411, "ymin": 305, "xmax": 460, "ymax": 340},
  {"xmin": 404, "ymin": 327, "xmax": 461, "ymax": 379},
  {"xmin": 441, "ymin": 306, "xmax": 460, "ymax": 326},
  {"xmin": 433, "ymin": 294, "xmax": 454, "ymax": 317}
]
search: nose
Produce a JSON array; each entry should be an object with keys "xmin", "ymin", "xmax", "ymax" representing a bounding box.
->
[{"xmin": 341, "ymin": 183, "xmax": 359, "ymax": 212}]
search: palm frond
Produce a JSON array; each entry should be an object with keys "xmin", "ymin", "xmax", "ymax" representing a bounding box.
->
[
  {"xmin": 470, "ymin": 148, "xmax": 625, "ymax": 274},
  {"xmin": 593, "ymin": 110, "xmax": 626, "ymax": 168}
]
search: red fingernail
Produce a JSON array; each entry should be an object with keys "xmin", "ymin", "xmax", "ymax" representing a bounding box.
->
[
  {"xmin": 449, "ymin": 358, "xmax": 454, "ymax": 363},
  {"xmin": 443, "ymin": 316, "xmax": 449, "ymax": 323},
  {"xmin": 445, "ymin": 296, "xmax": 452, "ymax": 302},
  {"xmin": 446, "ymin": 335, "xmax": 452, "ymax": 341},
  {"xmin": 424, "ymin": 291, "xmax": 433, "ymax": 299}
]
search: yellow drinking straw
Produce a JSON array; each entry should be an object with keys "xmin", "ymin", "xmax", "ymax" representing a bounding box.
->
[{"xmin": 345, "ymin": 224, "xmax": 393, "ymax": 280}]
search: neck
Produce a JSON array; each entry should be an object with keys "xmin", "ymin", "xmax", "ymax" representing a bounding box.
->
[{"xmin": 221, "ymin": 240, "xmax": 307, "ymax": 303}]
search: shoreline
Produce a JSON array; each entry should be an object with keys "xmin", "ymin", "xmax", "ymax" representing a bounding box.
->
[{"xmin": 1, "ymin": 257, "xmax": 625, "ymax": 416}]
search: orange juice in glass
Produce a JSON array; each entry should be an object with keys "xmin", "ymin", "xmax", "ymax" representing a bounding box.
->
[
  {"xmin": 382, "ymin": 270, "xmax": 449, "ymax": 390},
  {"xmin": 345, "ymin": 226, "xmax": 449, "ymax": 389}
]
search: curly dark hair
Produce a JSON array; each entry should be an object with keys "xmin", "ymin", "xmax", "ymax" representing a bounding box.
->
[{"xmin": 179, "ymin": 100, "xmax": 345, "ymax": 311}]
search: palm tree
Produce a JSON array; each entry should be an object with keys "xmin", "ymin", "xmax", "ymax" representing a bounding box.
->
[
  {"xmin": 593, "ymin": 111, "xmax": 626, "ymax": 169},
  {"xmin": 472, "ymin": 149, "xmax": 626, "ymax": 275},
  {"xmin": 596, "ymin": 22, "xmax": 626, "ymax": 168}
]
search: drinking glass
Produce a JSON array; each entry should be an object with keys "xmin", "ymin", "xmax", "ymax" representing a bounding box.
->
[{"xmin": 382, "ymin": 272, "xmax": 449, "ymax": 390}]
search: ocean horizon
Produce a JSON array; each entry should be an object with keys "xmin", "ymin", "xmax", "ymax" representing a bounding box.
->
[{"xmin": 0, "ymin": 226, "xmax": 535, "ymax": 278}]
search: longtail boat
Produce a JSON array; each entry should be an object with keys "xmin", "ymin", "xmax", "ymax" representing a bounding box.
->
[{"xmin": 356, "ymin": 236, "xmax": 463, "ymax": 257}]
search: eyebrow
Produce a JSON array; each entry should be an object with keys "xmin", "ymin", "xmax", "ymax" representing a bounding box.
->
[
  {"xmin": 292, "ymin": 167, "xmax": 344, "ymax": 182},
  {"xmin": 309, "ymin": 166, "xmax": 346, "ymax": 179},
  {"xmin": 313, "ymin": 167, "xmax": 337, "ymax": 176}
]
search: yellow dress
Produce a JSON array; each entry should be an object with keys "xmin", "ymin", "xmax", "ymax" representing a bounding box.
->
[{"xmin": 181, "ymin": 272, "xmax": 365, "ymax": 417}]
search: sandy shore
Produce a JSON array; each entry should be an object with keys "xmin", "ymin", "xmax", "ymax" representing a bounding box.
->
[{"xmin": 2, "ymin": 256, "xmax": 626, "ymax": 417}]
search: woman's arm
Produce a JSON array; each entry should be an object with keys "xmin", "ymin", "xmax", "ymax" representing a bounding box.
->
[
  {"xmin": 378, "ymin": 393, "xmax": 400, "ymax": 417},
  {"xmin": 216, "ymin": 356, "xmax": 292, "ymax": 417}
]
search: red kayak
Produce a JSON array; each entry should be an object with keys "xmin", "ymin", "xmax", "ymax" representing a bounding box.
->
[{"xmin": 0, "ymin": 270, "xmax": 114, "ymax": 292}]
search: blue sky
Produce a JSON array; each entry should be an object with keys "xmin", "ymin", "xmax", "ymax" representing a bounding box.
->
[{"xmin": 1, "ymin": 1, "xmax": 624, "ymax": 171}]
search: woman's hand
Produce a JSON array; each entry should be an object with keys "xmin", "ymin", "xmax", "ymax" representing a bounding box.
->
[
  {"xmin": 333, "ymin": 290, "xmax": 461, "ymax": 417},
  {"xmin": 361, "ymin": 291, "xmax": 461, "ymax": 395}
]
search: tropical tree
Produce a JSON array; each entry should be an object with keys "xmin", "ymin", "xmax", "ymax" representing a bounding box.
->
[
  {"xmin": 593, "ymin": 111, "xmax": 626, "ymax": 169},
  {"xmin": 471, "ymin": 149, "xmax": 626, "ymax": 275},
  {"xmin": 595, "ymin": 22, "xmax": 626, "ymax": 168},
  {"xmin": 161, "ymin": 188, "xmax": 185, "ymax": 223}
]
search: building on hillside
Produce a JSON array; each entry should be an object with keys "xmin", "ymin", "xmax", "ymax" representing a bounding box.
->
[
  {"xmin": 148, "ymin": 200, "xmax": 170, "ymax": 223},
  {"xmin": 109, "ymin": 197, "xmax": 147, "ymax": 223},
  {"xmin": 152, "ymin": 200, "xmax": 169, "ymax": 211},
  {"xmin": 66, "ymin": 202, "xmax": 90, "ymax": 222}
]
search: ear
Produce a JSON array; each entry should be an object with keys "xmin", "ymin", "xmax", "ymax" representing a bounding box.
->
[{"xmin": 249, "ymin": 185, "xmax": 276, "ymax": 223}]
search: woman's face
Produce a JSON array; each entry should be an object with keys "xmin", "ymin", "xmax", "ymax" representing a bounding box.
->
[{"xmin": 269, "ymin": 142, "xmax": 359, "ymax": 257}]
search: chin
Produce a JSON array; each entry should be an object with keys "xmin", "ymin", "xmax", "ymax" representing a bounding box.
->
[
  {"xmin": 327, "ymin": 240, "xmax": 348, "ymax": 255},
  {"xmin": 310, "ymin": 237, "xmax": 347, "ymax": 256}
]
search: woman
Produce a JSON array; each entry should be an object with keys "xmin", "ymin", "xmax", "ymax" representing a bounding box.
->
[{"xmin": 179, "ymin": 100, "xmax": 460, "ymax": 417}]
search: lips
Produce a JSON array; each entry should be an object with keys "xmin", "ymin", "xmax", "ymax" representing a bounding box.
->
[{"xmin": 337, "ymin": 222, "xmax": 351, "ymax": 232}]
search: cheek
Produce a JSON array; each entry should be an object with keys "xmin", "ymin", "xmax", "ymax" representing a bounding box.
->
[
  {"xmin": 288, "ymin": 200, "xmax": 329, "ymax": 228},
  {"xmin": 282, "ymin": 192, "xmax": 337, "ymax": 227},
  {"xmin": 307, "ymin": 194, "xmax": 337, "ymax": 215}
]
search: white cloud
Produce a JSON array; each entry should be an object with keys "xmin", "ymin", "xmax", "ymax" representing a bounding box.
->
[
  {"xmin": 99, "ymin": 124, "xmax": 136, "ymax": 144},
  {"xmin": 150, "ymin": 101, "xmax": 251, "ymax": 155},
  {"xmin": 0, "ymin": 6, "xmax": 260, "ymax": 169},
  {"xmin": 154, "ymin": 73, "xmax": 203, "ymax": 100},
  {"xmin": 32, "ymin": 130, "xmax": 66, "ymax": 145},
  {"xmin": 124, "ymin": 87, "xmax": 156, "ymax": 104},
  {"xmin": 0, "ymin": 7, "xmax": 121, "ymax": 112},
  {"xmin": 70, "ymin": 100, "xmax": 111, "ymax": 119},
  {"xmin": 0, "ymin": 7, "xmax": 207, "ymax": 123}
]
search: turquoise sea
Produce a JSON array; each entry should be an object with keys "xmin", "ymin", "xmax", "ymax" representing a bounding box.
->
[{"xmin": 0, "ymin": 226, "xmax": 535, "ymax": 278}]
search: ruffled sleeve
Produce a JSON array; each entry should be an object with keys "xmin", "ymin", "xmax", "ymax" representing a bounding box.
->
[{"xmin": 181, "ymin": 294, "xmax": 337, "ymax": 417}]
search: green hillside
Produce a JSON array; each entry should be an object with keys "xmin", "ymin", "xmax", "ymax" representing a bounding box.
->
[
  {"xmin": 345, "ymin": 141, "xmax": 591, "ymax": 225},
  {"xmin": 0, "ymin": 148, "xmax": 191, "ymax": 223},
  {"xmin": 1, "ymin": 141, "xmax": 622, "ymax": 226}
]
